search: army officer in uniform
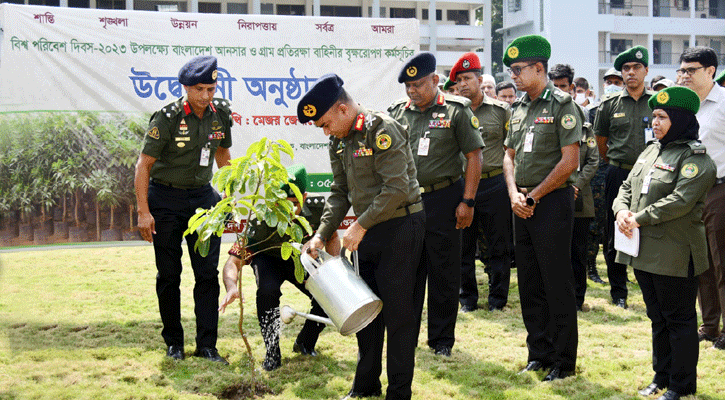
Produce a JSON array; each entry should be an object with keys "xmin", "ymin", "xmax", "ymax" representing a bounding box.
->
[
  {"xmin": 301, "ymin": 74, "xmax": 425, "ymax": 400},
  {"xmin": 502, "ymin": 35, "xmax": 580, "ymax": 381},
  {"xmin": 613, "ymin": 87, "xmax": 716, "ymax": 400},
  {"xmin": 135, "ymin": 56, "xmax": 231, "ymax": 363}
]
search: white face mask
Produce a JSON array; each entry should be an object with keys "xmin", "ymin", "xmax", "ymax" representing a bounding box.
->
[
  {"xmin": 575, "ymin": 92, "xmax": 587, "ymax": 105},
  {"xmin": 604, "ymin": 84, "xmax": 623, "ymax": 95}
]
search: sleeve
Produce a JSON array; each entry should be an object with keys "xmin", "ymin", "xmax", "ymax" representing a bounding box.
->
[
  {"xmin": 356, "ymin": 120, "xmax": 410, "ymax": 229},
  {"xmin": 503, "ymin": 106, "xmax": 512, "ymax": 143},
  {"xmin": 220, "ymin": 106, "xmax": 233, "ymax": 149},
  {"xmin": 141, "ymin": 111, "xmax": 172, "ymax": 158},
  {"xmin": 593, "ymin": 100, "xmax": 610, "ymax": 138},
  {"xmin": 557, "ymin": 101, "xmax": 583, "ymax": 148},
  {"xmin": 455, "ymin": 105, "xmax": 485, "ymax": 154},
  {"xmin": 575, "ymin": 127, "xmax": 599, "ymax": 189},
  {"xmin": 633, "ymin": 154, "xmax": 717, "ymax": 227},
  {"xmin": 316, "ymin": 141, "xmax": 351, "ymax": 241}
]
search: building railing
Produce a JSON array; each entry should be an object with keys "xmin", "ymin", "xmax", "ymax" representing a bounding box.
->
[
  {"xmin": 598, "ymin": 1, "xmax": 649, "ymax": 16},
  {"xmin": 600, "ymin": 50, "xmax": 725, "ymax": 65},
  {"xmin": 599, "ymin": 0, "xmax": 724, "ymax": 18}
]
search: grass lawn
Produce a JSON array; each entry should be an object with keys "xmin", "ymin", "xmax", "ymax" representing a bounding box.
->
[{"xmin": 1, "ymin": 244, "xmax": 724, "ymax": 399}]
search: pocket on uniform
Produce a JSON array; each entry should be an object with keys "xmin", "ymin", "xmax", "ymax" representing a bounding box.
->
[{"xmin": 533, "ymin": 124, "xmax": 557, "ymax": 149}]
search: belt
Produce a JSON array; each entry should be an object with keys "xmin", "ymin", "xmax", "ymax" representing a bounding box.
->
[
  {"xmin": 481, "ymin": 168, "xmax": 503, "ymax": 179},
  {"xmin": 716, "ymin": 177, "xmax": 725, "ymax": 185},
  {"xmin": 609, "ymin": 160, "xmax": 633, "ymax": 170},
  {"xmin": 519, "ymin": 182, "xmax": 571, "ymax": 193},
  {"xmin": 151, "ymin": 178, "xmax": 204, "ymax": 190},
  {"xmin": 390, "ymin": 201, "xmax": 424, "ymax": 219},
  {"xmin": 419, "ymin": 176, "xmax": 459, "ymax": 194}
]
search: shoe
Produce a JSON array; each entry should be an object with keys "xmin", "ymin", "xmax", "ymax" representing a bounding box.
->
[
  {"xmin": 292, "ymin": 340, "xmax": 318, "ymax": 356},
  {"xmin": 698, "ymin": 329, "xmax": 718, "ymax": 342},
  {"xmin": 193, "ymin": 347, "xmax": 229, "ymax": 365},
  {"xmin": 262, "ymin": 355, "xmax": 281, "ymax": 371},
  {"xmin": 543, "ymin": 366, "xmax": 574, "ymax": 381},
  {"xmin": 340, "ymin": 389, "xmax": 382, "ymax": 399},
  {"xmin": 655, "ymin": 390, "xmax": 681, "ymax": 400},
  {"xmin": 488, "ymin": 304, "xmax": 504, "ymax": 311},
  {"xmin": 639, "ymin": 382, "xmax": 663, "ymax": 396},
  {"xmin": 613, "ymin": 298, "xmax": 628, "ymax": 309},
  {"xmin": 166, "ymin": 345, "xmax": 184, "ymax": 360},
  {"xmin": 460, "ymin": 304, "xmax": 477, "ymax": 313},
  {"xmin": 713, "ymin": 334, "xmax": 725, "ymax": 350},
  {"xmin": 518, "ymin": 360, "xmax": 544, "ymax": 374},
  {"xmin": 434, "ymin": 345, "xmax": 452, "ymax": 357},
  {"xmin": 587, "ymin": 264, "xmax": 606, "ymax": 284}
]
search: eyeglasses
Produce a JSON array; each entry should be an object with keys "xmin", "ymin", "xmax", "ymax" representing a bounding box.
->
[
  {"xmin": 507, "ymin": 62, "xmax": 537, "ymax": 76},
  {"xmin": 676, "ymin": 66, "xmax": 705, "ymax": 76}
]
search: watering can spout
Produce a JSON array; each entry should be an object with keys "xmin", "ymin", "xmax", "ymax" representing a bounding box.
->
[{"xmin": 280, "ymin": 305, "xmax": 334, "ymax": 326}]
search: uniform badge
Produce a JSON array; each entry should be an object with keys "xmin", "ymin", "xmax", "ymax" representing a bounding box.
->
[
  {"xmin": 561, "ymin": 114, "xmax": 576, "ymax": 130},
  {"xmin": 471, "ymin": 116, "xmax": 479, "ymax": 129},
  {"xmin": 354, "ymin": 113, "xmax": 365, "ymax": 131},
  {"xmin": 681, "ymin": 163, "xmax": 699, "ymax": 178},
  {"xmin": 613, "ymin": 112, "xmax": 626, "ymax": 118},
  {"xmin": 535, "ymin": 117, "xmax": 554, "ymax": 124},
  {"xmin": 406, "ymin": 66, "xmax": 417, "ymax": 77},
  {"xmin": 462, "ymin": 59, "xmax": 470, "ymax": 69},
  {"xmin": 542, "ymin": 109, "xmax": 548, "ymax": 114},
  {"xmin": 365, "ymin": 113, "xmax": 376, "ymax": 129},
  {"xmin": 179, "ymin": 119, "xmax": 188, "ymax": 132},
  {"xmin": 586, "ymin": 137, "xmax": 597, "ymax": 148},
  {"xmin": 654, "ymin": 162, "xmax": 675, "ymax": 172},
  {"xmin": 303, "ymin": 104, "xmax": 317, "ymax": 118},
  {"xmin": 635, "ymin": 50, "xmax": 643, "ymax": 59},
  {"xmin": 656, "ymin": 91, "xmax": 669, "ymax": 104},
  {"xmin": 376, "ymin": 134, "xmax": 392, "ymax": 150},
  {"xmin": 147, "ymin": 127, "xmax": 160, "ymax": 139},
  {"xmin": 177, "ymin": 142, "xmax": 185, "ymax": 148},
  {"xmin": 507, "ymin": 46, "xmax": 519, "ymax": 59},
  {"xmin": 432, "ymin": 112, "xmax": 438, "ymax": 119},
  {"xmin": 212, "ymin": 70, "xmax": 218, "ymax": 80},
  {"xmin": 505, "ymin": 121, "xmax": 510, "ymax": 131},
  {"xmin": 429, "ymin": 119, "xmax": 451, "ymax": 128}
]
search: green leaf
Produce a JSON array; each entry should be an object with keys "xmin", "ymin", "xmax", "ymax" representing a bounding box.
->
[
  {"xmin": 276, "ymin": 220, "xmax": 288, "ymax": 238},
  {"xmin": 290, "ymin": 224, "xmax": 304, "ymax": 242},
  {"xmin": 185, "ymin": 212, "xmax": 208, "ymax": 236},
  {"xmin": 296, "ymin": 216, "xmax": 313, "ymax": 236},
  {"xmin": 195, "ymin": 238, "xmax": 210, "ymax": 257},
  {"xmin": 293, "ymin": 256, "xmax": 305, "ymax": 283},
  {"xmin": 280, "ymin": 241, "xmax": 293, "ymax": 260},
  {"xmin": 278, "ymin": 139, "xmax": 295, "ymax": 159}
]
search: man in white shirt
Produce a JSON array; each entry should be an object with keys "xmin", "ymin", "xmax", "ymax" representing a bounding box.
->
[{"xmin": 678, "ymin": 46, "xmax": 725, "ymax": 350}]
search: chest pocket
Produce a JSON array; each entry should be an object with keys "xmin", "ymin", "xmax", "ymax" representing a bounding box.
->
[
  {"xmin": 480, "ymin": 121, "xmax": 502, "ymax": 144},
  {"xmin": 533, "ymin": 123, "xmax": 557, "ymax": 150},
  {"xmin": 168, "ymin": 133, "xmax": 197, "ymax": 155},
  {"xmin": 610, "ymin": 116, "xmax": 630, "ymax": 136},
  {"xmin": 630, "ymin": 160, "xmax": 646, "ymax": 177},
  {"xmin": 651, "ymin": 168, "xmax": 676, "ymax": 184}
]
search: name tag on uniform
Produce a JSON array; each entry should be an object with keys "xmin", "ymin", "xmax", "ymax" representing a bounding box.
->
[
  {"xmin": 418, "ymin": 137, "xmax": 430, "ymax": 156},
  {"xmin": 613, "ymin": 112, "xmax": 626, "ymax": 118},
  {"xmin": 641, "ymin": 168, "xmax": 654, "ymax": 194},
  {"xmin": 200, "ymin": 146, "xmax": 211, "ymax": 166},
  {"xmin": 523, "ymin": 126, "xmax": 534, "ymax": 153}
]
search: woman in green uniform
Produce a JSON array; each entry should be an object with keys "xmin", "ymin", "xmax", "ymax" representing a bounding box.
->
[{"xmin": 613, "ymin": 86, "xmax": 716, "ymax": 400}]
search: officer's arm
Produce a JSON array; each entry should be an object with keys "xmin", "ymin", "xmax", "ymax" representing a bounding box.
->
[
  {"xmin": 134, "ymin": 153, "xmax": 157, "ymax": 243},
  {"xmin": 529, "ymin": 143, "xmax": 579, "ymax": 202},
  {"xmin": 576, "ymin": 132, "xmax": 600, "ymax": 190},
  {"xmin": 215, "ymin": 146, "xmax": 232, "ymax": 168},
  {"xmin": 219, "ymin": 253, "xmax": 243, "ymax": 313},
  {"xmin": 503, "ymin": 147, "xmax": 518, "ymax": 199},
  {"xmin": 593, "ymin": 104, "xmax": 609, "ymax": 161}
]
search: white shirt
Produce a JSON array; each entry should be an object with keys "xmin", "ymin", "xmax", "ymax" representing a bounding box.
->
[{"xmin": 696, "ymin": 83, "xmax": 725, "ymax": 179}]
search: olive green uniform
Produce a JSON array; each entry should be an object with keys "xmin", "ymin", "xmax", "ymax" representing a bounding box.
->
[
  {"xmin": 388, "ymin": 91, "xmax": 484, "ymax": 350},
  {"xmin": 504, "ymin": 81, "xmax": 580, "ymax": 372}
]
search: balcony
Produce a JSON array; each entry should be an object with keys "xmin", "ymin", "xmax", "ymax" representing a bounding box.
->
[
  {"xmin": 599, "ymin": 0, "xmax": 725, "ymax": 18},
  {"xmin": 599, "ymin": 1, "xmax": 648, "ymax": 16},
  {"xmin": 599, "ymin": 50, "xmax": 725, "ymax": 65}
]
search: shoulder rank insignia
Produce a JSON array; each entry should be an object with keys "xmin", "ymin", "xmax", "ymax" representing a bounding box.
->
[
  {"xmin": 681, "ymin": 163, "xmax": 699, "ymax": 178},
  {"xmin": 354, "ymin": 113, "xmax": 365, "ymax": 131},
  {"xmin": 376, "ymin": 134, "xmax": 391, "ymax": 150},
  {"xmin": 365, "ymin": 113, "xmax": 376, "ymax": 129},
  {"xmin": 561, "ymin": 114, "xmax": 577, "ymax": 129},
  {"xmin": 147, "ymin": 126, "xmax": 160, "ymax": 139}
]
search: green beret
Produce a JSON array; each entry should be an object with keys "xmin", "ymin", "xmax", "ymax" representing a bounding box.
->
[
  {"xmin": 281, "ymin": 164, "xmax": 307, "ymax": 197},
  {"xmin": 614, "ymin": 46, "xmax": 648, "ymax": 71},
  {"xmin": 442, "ymin": 77, "xmax": 455, "ymax": 91},
  {"xmin": 716, "ymin": 69, "xmax": 725, "ymax": 86},
  {"xmin": 648, "ymin": 86, "xmax": 700, "ymax": 115},
  {"xmin": 503, "ymin": 35, "xmax": 551, "ymax": 67}
]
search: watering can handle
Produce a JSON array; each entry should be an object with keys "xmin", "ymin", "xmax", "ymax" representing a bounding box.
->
[{"xmin": 340, "ymin": 246, "xmax": 360, "ymax": 276}]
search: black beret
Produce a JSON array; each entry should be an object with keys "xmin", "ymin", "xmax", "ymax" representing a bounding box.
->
[
  {"xmin": 297, "ymin": 74, "xmax": 344, "ymax": 124},
  {"xmin": 178, "ymin": 56, "xmax": 218, "ymax": 86},
  {"xmin": 398, "ymin": 52, "xmax": 436, "ymax": 83}
]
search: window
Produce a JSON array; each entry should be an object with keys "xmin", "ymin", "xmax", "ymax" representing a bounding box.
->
[
  {"xmin": 447, "ymin": 9, "xmax": 469, "ymax": 25},
  {"xmin": 277, "ymin": 5, "xmax": 305, "ymax": 15},
  {"xmin": 97, "ymin": 0, "xmax": 125, "ymax": 9},
  {"xmin": 134, "ymin": 1, "xmax": 186, "ymax": 12},
  {"xmin": 390, "ymin": 8, "xmax": 415, "ymax": 19},
  {"xmin": 68, "ymin": 0, "xmax": 90, "ymax": 8},
  {"xmin": 610, "ymin": 39, "xmax": 633, "ymax": 58},
  {"xmin": 28, "ymin": 0, "xmax": 60, "ymax": 5},
  {"xmin": 198, "ymin": 2, "xmax": 220, "ymax": 13},
  {"xmin": 1, "ymin": 0, "xmax": 25, "ymax": 4},
  {"xmin": 260, "ymin": 3, "xmax": 273, "ymax": 14},
  {"xmin": 320, "ymin": 6, "xmax": 362, "ymax": 17},
  {"xmin": 227, "ymin": 2, "xmax": 247, "ymax": 14},
  {"xmin": 367, "ymin": 7, "xmax": 387, "ymax": 17},
  {"xmin": 422, "ymin": 9, "xmax": 443, "ymax": 20},
  {"xmin": 611, "ymin": 0, "xmax": 626, "ymax": 8},
  {"xmin": 508, "ymin": 0, "xmax": 522, "ymax": 12},
  {"xmin": 676, "ymin": 0, "xmax": 690, "ymax": 10}
]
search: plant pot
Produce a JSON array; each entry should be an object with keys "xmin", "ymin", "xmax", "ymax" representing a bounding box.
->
[
  {"xmin": 122, "ymin": 229, "xmax": 142, "ymax": 241},
  {"xmin": 33, "ymin": 230, "xmax": 49, "ymax": 245},
  {"xmin": 39, "ymin": 219, "xmax": 54, "ymax": 236},
  {"xmin": 54, "ymin": 221, "xmax": 69, "ymax": 239},
  {"xmin": 68, "ymin": 226, "xmax": 87, "ymax": 242},
  {"xmin": 53, "ymin": 207, "xmax": 64, "ymax": 222},
  {"xmin": 0, "ymin": 229, "xmax": 14, "ymax": 246},
  {"xmin": 18, "ymin": 224, "xmax": 34, "ymax": 242},
  {"xmin": 101, "ymin": 228, "xmax": 122, "ymax": 242}
]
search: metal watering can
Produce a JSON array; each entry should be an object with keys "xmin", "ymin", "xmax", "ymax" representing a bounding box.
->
[{"xmin": 281, "ymin": 246, "xmax": 382, "ymax": 336}]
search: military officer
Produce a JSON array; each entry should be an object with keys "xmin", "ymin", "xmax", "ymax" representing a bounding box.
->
[
  {"xmin": 301, "ymin": 74, "xmax": 425, "ymax": 400},
  {"xmin": 502, "ymin": 35, "xmax": 580, "ymax": 381},
  {"xmin": 388, "ymin": 53, "xmax": 484, "ymax": 357},
  {"xmin": 613, "ymin": 86, "xmax": 716, "ymax": 400},
  {"xmin": 134, "ymin": 56, "xmax": 232, "ymax": 363},
  {"xmin": 594, "ymin": 46, "xmax": 655, "ymax": 309},
  {"xmin": 450, "ymin": 52, "xmax": 512, "ymax": 312}
]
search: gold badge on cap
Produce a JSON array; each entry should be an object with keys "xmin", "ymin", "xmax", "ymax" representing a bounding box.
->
[
  {"xmin": 561, "ymin": 114, "xmax": 576, "ymax": 130},
  {"xmin": 462, "ymin": 60, "xmax": 470, "ymax": 69},
  {"xmin": 303, "ymin": 104, "xmax": 317, "ymax": 118},
  {"xmin": 507, "ymin": 46, "xmax": 519, "ymax": 59},
  {"xmin": 406, "ymin": 66, "xmax": 418, "ymax": 77},
  {"xmin": 376, "ymin": 134, "xmax": 392, "ymax": 150},
  {"xmin": 212, "ymin": 70, "xmax": 218, "ymax": 80},
  {"xmin": 681, "ymin": 163, "xmax": 698, "ymax": 178},
  {"xmin": 657, "ymin": 91, "xmax": 669, "ymax": 104},
  {"xmin": 147, "ymin": 127, "xmax": 160, "ymax": 140},
  {"xmin": 471, "ymin": 116, "xmax": 479, "ymax": 129}
]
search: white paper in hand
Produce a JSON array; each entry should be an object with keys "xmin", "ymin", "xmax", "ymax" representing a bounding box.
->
[{"xmin": 614, "ymin": 223, "xmax": 639, "ymax": 257}]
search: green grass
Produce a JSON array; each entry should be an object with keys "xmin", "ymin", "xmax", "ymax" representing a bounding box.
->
[{"xmin": 1, "ymin": 245, "xmax": 724, "ymax": 399}]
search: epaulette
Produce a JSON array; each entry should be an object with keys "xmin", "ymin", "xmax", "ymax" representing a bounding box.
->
[
  {"xmin": 158, "ymin": 98, "xmax": 185, "ymax": 120},
  {"xmin": 442, "ymin": 93, "xmax": 472, "ymax": 107},
  {"xmin": 484, "ymin": 95, "xmax": 509, "ymax": 110},
  {"xmin": 599, "ymin": 92, "xmax": 620, "ymax": 103},
  {"xmin": 688, "ymin": 140, "xmax": 707, "ymax": 155},
  {"xmin": 551, "ymin": 88, "xmax": 573, "ymax": 104},
  {"xmin": 211, "ymin": 98, "xmax": 232, "ymax": 113},
  {"xmin": 388, "ymin": 98, "xmax": 408, "ymax": 112}
]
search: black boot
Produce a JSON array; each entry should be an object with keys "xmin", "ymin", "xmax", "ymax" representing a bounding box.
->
[{"xmin": 588, "ymin": 263, "xmax": 605, "ymax": 284}]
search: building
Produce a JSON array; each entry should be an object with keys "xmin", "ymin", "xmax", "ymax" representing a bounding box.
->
[
  {"xmin": 501, "ymin": 0, "xmax": 725, "ymax": 96},
  {"xmin": 1, "ymin": 0, "xmax": 494, "ymax": 74}
]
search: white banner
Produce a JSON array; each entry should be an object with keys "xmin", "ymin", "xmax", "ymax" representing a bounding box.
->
[{"xmin": 0, "ymin": 4, "xmax": 419, "ymax": 191}]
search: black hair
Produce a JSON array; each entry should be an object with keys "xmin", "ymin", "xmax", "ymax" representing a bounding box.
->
[
  {"xmin": 573, "ymin": 77, "xmax": 589, "ymax": 90},
  {"xmin": 679, "ymin": 46, "xmax": 719, "ymax": 79},
  {"xmin": 496, "ymin": 81, "xmax": 515, "ymax": 94},
  {"xmin": 547, "ymin": 64, "xmax": 574, "ymax": 86}
]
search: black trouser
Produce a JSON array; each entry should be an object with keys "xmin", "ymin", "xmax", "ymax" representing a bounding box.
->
[
  {"xmin": 251, "ymin": 253, "xmax": 326, "ymax": 360},
  {"xmin": 149, "ymin": 182, "xmax": 221, "ymax": 350},
  {"xmin": 635, "ymin": 265, "xmax": 699, "ymax": 396},
  {"xmin": 351, "ymin": 210, "xmax": 425, "ymax": 400},
  {"xmin": 414, "ymin": 179, "xmax": 463, "ymax": 349},
  {"xmin": 515, "ymin": 186, "xmax": 578, "ymax": 371},
  {"xmin": 572, "ymin": 217, "xmax": 592, "ymax": 309},
  {"xmin": 460, "ymin": 174, "xmax": 512, "ymax": 309},
  {"xmin": 604, "ymin": 164, "xmax": 631, "ymax": 301}
]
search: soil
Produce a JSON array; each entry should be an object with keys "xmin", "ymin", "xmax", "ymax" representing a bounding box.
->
[{"xmin": 218, "ymin": 382, "xmax": 273, "ymax": 399}]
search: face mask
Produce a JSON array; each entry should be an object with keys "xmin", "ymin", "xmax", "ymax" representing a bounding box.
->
[
  {"xmin": 575, "ymin": 92, "xmax": 587, "ymax": 105},
  {"xmin": 604, "ymin": 84, "xmax": 623, "ymax": 95}
]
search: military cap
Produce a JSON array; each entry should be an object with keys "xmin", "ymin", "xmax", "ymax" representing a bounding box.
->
[
  {"xmin": 715, "ymin": 69, "xmax": 725, "ymax": 86},
  {"xmin": 614, "ymin": 46, "xmax": 648, "ymax": 71},
  {"xmin": 178, "ymin": 56, "xmax": 218, "ymax": 86},
  {"xmin": 648, "ymin": 86, "xmax": 700, "ymax": 115},
  {"xmin": 603, "ymin": 67, "xmax": 622, "ymax": 80},
  {"xmin": 297, "ymin": 74, "xmax": 344, "ymax": 124},
  {"xmin": 398, "ymin": 52, "xmax": 436, "ymax": 83},
  {"xmin": 281, "ymin": 164, "xmax": 307, "ymax": 197},
  {"xmin": 442, "ymin": 77, "xmax": 456, "ymax": 91},
  {"xmin": 652, "ymin": 78, "xmax": 675, "ymax": 91},
  {"xmin": 450, "ymin": 52, "xmax": 481, "ymax": 80},
  {"xmin": 503, "ymin": 35, "xmax": 551, "ymax": 67}
]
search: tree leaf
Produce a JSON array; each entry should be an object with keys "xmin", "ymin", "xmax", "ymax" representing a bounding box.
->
[{"xmin": 280, "ymin": 241, "xmax": 293, "ymax": 260}]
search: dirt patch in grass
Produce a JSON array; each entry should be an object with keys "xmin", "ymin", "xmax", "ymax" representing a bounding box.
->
[{"xmin": 217, "ymin": 381, "xmax": 273, "ymax": 399}]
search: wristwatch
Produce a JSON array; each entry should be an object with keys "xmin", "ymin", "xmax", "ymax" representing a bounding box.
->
[
  {"xmin": 462, "ymin": 198, "xmax": 475, "ymax": 207},
  {"xmin": 526, "ymin": 194, "xmax": 538, "ymax": 207}
]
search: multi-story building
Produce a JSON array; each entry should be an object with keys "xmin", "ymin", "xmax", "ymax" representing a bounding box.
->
[
  {"xmin": 501, "ymin": 0, "xmax": 725, "ymax": 96},
  {"xmin": 1, "ymin": 0, "xmax": 494, "ymax": 74}
]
